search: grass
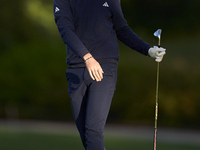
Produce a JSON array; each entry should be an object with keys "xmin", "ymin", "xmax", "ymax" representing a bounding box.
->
[{"xmin": 0, "ymin": 129, "xmax": 200, "ymax": 150}]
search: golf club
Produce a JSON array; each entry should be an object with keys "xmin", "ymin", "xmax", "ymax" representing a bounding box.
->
[
  {"xmin": 153, "ymin": 29, "xmax": 162, "ymax": 150},
  {"xmin": 154, "ymin": 29, "xmax": 162, "ymax": 47}
]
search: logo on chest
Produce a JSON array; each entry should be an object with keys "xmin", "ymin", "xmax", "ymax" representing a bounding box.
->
[{"xmin": 103, "ymin": 2, "xmax": 109, "ymax": 7}]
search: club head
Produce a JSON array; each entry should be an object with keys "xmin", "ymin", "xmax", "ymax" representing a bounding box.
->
[
  {"xmin": 154, "ymin": 29, "xmax": 162, "ymax": 47},
  {"xmin": 154, "ymin": 29, "xmax": 162, "ymax": 39}
]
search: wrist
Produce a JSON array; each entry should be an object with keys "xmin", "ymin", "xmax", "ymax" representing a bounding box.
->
[
  {"xmin": 83, "ymin": 53, "xmax": 93, "ymax": 63},
  {"xmin": 84, "ymin": 56, "xmax": 93, "ymax": 63},
  {"xmin": 148, "ymin": 47, "xmax": 156, "ymax": 58}
]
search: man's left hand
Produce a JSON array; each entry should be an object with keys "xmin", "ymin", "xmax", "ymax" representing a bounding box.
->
[{"xmin": 148, "ymin": 46, "xmax": 166, "ymax": 62}]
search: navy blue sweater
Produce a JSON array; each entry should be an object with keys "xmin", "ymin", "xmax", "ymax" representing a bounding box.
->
[{"xmin": 54, "ymin": 0, "xmax": 151, "ymax": 66}]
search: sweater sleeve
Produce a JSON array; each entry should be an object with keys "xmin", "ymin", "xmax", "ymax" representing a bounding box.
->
[
  {"xmin": 111, "ymin": 0, "xmax": 151, "ymax": 55},
  {"xmin": 53, "ymin": 0, "xmax": 89, "ymax": 58}
]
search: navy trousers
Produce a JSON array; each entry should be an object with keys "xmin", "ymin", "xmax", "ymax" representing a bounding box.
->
[{"xmin": 66, "ymin": 63, "xmax": 118, "ymax": 150}]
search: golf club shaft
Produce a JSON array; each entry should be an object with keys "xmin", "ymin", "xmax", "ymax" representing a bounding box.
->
[
  {"xmin": 153, "ymin": 28, "xmax": 162, "ymax": 150},
  {"xmin": 158, "ymin": 39, "xmax": 161, "ymax": 48},
  {"xmin": 154, "ymin": 61, "xmax": 159, "ymax": 150}
]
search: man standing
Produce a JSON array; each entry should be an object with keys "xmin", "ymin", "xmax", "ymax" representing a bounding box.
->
[{"xmin": 53, "ymin": 0, "xmax": 166, "ymax": 150}]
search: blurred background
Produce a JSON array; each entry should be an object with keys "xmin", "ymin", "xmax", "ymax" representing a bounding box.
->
[
  {"xmin": 0, "ymin": 0, "xmax": 200, "ymax": 149},
  {"xmin": 1, "ymin": 0, "xmax": 200, "ymax": 128}
]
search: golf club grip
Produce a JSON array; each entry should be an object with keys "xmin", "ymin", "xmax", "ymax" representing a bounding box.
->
[{"xmin": 154, "ymin": 130, "xmax": 157, "ymax": 150}]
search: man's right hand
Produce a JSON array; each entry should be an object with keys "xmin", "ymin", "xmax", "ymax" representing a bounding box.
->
[{"xmin": 83, "ymin": 53, "xmax": 104, "ymax": 82}]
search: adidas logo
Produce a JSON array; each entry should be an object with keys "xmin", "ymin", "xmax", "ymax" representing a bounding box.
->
[
  {"xmin": 103, "ymin": 2, "xmax": 109, "ymax": 7},
  {"xmin": 55, "ymin": 7, "xmax": 60, "ymax": 13}
]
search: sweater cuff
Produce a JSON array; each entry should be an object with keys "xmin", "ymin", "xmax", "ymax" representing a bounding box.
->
[
  {"xmin": 144, "ymin": 45, "xmax": 152, "ymax": 56},
  {"xmin": 79, "ymin": 48, "xmax": 90, "ymax": 59}
]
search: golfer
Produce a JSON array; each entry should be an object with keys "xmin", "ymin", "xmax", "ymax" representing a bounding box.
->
[{"xmin": 54, "ymin": 0, "xmax": 166, "ymax": 150}]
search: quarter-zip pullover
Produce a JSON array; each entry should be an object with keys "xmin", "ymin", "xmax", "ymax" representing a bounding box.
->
[{"xmin": 54, "ymin": 0, "xmax": 151, "ymax": 66}]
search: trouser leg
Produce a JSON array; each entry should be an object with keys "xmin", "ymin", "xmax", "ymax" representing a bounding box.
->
[
  {"xmin": 66, "ymin": 63, "xmax": 117, "ymax": 150},
  {"xmin": 85, "ymin": 75, "xmax": 116, "ymax": 150},
  {"xmin": 66, "ymin": 67, "xmax": 87, "ymax": 147}
]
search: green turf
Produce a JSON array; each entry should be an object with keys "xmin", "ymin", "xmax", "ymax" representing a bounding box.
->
[{"xmin": 0, "ymin": 129, "xmax": 199, "ymax": 150}]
